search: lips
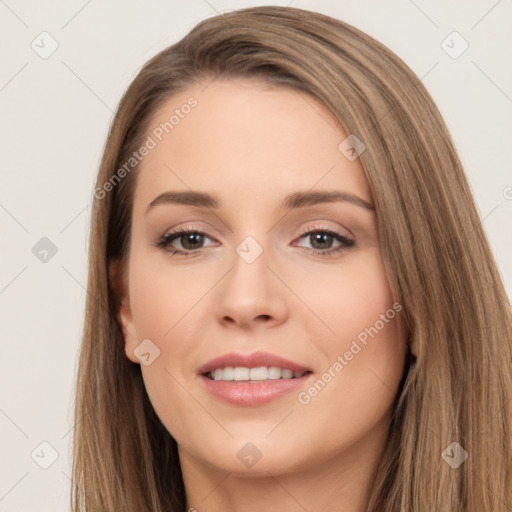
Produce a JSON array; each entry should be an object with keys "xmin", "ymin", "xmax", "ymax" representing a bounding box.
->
[
  {"xmin": 197, "ymin": 351, "xmax": 312, "ymax": 375},
  {"xmin": 197, "ymin": 351, "xmax": 314, "ymax": 406}
]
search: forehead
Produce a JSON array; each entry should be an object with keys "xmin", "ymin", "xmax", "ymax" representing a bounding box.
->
[{"xmin": 132, "ymin": 78, "xmax": 372, "ymax": 214}]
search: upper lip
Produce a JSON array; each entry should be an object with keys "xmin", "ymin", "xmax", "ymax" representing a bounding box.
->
[{"xmin": 197, "ymin": 351, "xmax": 312, "ymax": 375}]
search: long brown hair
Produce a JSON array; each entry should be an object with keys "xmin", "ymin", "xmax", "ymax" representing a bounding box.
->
[{"xmin": 72, "ymin": 6, "xmax": 512, "ymax": 511}]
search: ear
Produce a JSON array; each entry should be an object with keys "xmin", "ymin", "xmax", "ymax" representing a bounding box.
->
[
  {"xmin": 405, "ymin": 327, "xmax": 418, "ymax": 359},
  {"xmin": 109, "ymin": 260, "xmax": 139, "ymax": 364},
  {"xmin": 395, "ymin": 302, "xmax": 417, "ymax": 358},
  {"xmin": 409, "ymin": 337, "xmax": 418, "ymax": 358}
]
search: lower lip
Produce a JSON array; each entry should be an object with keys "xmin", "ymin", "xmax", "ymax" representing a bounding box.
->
[{"xmin": 199, "ymin": 374, "xmax": 312, "ymax": 406}]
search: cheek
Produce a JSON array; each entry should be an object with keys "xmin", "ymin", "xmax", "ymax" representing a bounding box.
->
[
  {"xmin": 127, "ymin": 252, "xmax": 212, "ymax": 340},
  {"xmin": 303, "ymin": 319, "xmax": 404, "ymax": 440},
  {"xmin": 126, "ymin": 253, "xmax": 216, "ymax": 439},
  {"xmin": 297, "ymin": 254, "xmax": 405, "ymax": 417},
  {"xmin": 297, "ymin": 251, "xmax": 397, "ymax": 344}
]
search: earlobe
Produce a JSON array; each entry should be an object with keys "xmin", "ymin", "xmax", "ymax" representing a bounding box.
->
[
  {"xmin": 408, "ymin": 335, "xmax": 418, "ymax": 358},
  {"xmin": 109, "ymin": 260, "xmax": 140, "ymax": 364}
]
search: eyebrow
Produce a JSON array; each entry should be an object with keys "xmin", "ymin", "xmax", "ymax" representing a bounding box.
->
[{"xmin": 145, "ymin": 189, "xmax": 374, "ymax": 214}]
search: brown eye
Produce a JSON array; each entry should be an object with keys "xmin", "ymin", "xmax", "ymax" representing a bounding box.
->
[
  {"xmin": 155, "ymin": 228, "xmax": 216, "ymax": 255},
  {"xmin": 308, "ymin": 231, "xmax": 335, "ymax": 250},
  {"xmin": 176, "ymin": 232, "xmax": 205, "ymax": 250},
  {"xmin": 294, "ymin": 228, "xmax": 354, "ymax": 257}
]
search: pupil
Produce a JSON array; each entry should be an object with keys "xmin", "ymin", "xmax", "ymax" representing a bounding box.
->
[
  {"xmin": 182, "ymin": 233, "xmax": 203, "ymax": 249},
  {"xmin": 311, "ymin": 232, "xmax": 332, "ymax": 249}
]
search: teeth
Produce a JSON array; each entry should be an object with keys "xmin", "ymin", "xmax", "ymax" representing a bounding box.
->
[
  {"xmin": 233, "ymin": 367, "xmax": 250, "ymax": 380},
  {"xmin": 268, "ymin": 366, "xmax": 281, "ymax": 379},
  {"xmin": 222, "ymin": 366, "xmax": 234, "ymax": 380},
  {"xmin": 281, "ymin": 369, "xmax": 293, "ymax": 379},
  {"xmin": 249, "ymin": 366, "xmax": 268, "ymax": 380},
  {"xmin": 209, "ymin": 366, "xmax": 307, "ymax": 382}
]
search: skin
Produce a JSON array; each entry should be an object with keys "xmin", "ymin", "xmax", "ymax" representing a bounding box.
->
[{"xmin": 114, "ymin": 78, "xmax": 408, "ymax": 512}]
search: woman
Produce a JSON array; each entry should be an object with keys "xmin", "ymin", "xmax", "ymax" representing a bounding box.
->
[{"xmin": 72, "ymin": 6, "xmax": 512, "ymax": 511}]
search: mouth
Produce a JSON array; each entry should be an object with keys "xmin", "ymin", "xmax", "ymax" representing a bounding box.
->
[{"xmin": 197, "ymin": 352, "xmax": 314, "ymax": 406}]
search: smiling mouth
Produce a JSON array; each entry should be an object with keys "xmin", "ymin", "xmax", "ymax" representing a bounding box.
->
[{"xmin": 203, "ymin": 366, "xmax": 313, "ymax": 382}]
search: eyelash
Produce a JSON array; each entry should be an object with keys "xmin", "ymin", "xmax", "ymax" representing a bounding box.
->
[{"xmin": 154, "ymin": 224, "xmax": 355, "ymax": 257}]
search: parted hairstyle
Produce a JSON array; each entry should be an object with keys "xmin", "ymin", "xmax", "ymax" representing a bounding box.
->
[{"xmin": 71, "ymin": 5, "xmax": 512, "ymax": 511}]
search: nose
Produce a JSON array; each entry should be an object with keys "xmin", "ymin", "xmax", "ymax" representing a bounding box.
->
[{"xmin": 214, "ymin": 244, "xmax": 288, "ymax": 330}]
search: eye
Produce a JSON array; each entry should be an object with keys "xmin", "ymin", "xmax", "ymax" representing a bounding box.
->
[
  {"xmin": 155, "ymin": 226, "xmax": 217, "ymax": 256},
  {"xmin": 293, "ymin": 225, "xmax": 355, "ymax": 256}
]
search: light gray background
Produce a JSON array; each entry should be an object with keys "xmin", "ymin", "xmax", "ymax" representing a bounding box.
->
[{"xmin": 0, "ymin": 1, "xmax": 510, "ymax": 510}]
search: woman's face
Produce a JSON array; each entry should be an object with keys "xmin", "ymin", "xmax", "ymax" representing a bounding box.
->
[{"xmin": 116, "ymin": 78, "xmax": 407, "ymax": 478}]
